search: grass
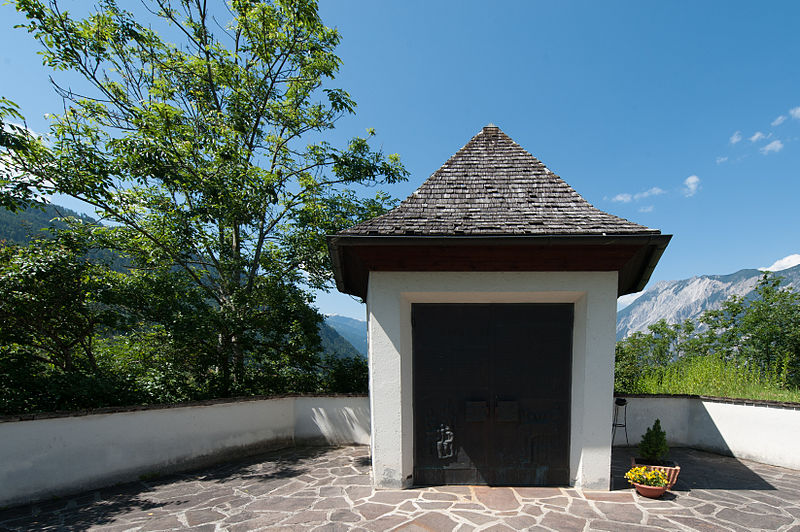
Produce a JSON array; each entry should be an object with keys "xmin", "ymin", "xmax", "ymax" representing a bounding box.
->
[{"xmin": 636, "ymin": 354, "xmax": 800, "ymax": 404}]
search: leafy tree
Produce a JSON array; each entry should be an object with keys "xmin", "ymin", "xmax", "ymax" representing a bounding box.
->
[
  {"xmin": 1, "ymin": 0, "xmax": 406, "ymax": 395},
  {"xmin": 92, "ymin": 326, "xmax": 200, "ymax": 404},
  {"xmin": 0, "ymin": 229, "xmax": 116, "ymax": 372},
  {"xmin": 614, "ymin": 334, "xmax": 647, "ymax": 393},
  {"xmin": 614, "ymin": 319, "xmax": 695, "ymax": 392},
  {"xmin": 0, "ymin": 229, "xmax": 147, "ymax": 413},
  {"xmin": 705, "ymin": 273, "xmax": 800, "ymax": 386}
]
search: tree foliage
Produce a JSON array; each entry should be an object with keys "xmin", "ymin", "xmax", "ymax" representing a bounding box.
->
[
  {"xmin": 0, "ymin": 0, "xmax": 404, "ymax": 405},
  {"xmin": 0, "ymin": 229, "xmax": 146, "ymax": 413},
  {"xmin": 0, "ymin": 229, "xmax": 115, "ymax": 373},
  {"xmin": 320, "ymin": 353, "xmax": 368, "ymax": 394}
]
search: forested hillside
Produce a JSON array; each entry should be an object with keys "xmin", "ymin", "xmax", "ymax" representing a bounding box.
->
[
  {"xmin": 0, "ymin": 202, "xmax": 84, "ymax": 243},
  {"xmin": 0, "ymin": 203, "xmax": 129, "ymax": 270},
  {"xmin": 324, "ymin": 315, "xmax": 367, "ymax": 356},
  {"xmin": 0, "ymin": 203, "xmax": 365, "ymax": 390},
  {"xmin": 0, "ymin": 203, "xmax": 363, "ymax": 360}
]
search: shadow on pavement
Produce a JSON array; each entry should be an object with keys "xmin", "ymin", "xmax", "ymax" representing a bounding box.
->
[
  {"xmin": 0, "ymin": 445, "xmax": 333, "ymax": 532},
  {"xmin": 612, "ymin": 446, "xmax": 777, "ymax": 491}
]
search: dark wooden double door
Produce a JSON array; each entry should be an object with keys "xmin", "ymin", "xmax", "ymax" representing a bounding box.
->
[{"xmin": 413, "ymin": 303, "xmax": 573, "ymax": 486}]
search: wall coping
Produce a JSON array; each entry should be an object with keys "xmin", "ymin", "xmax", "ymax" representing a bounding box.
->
[
  {"xmin": 7, "ymin": 392, "xmax": 796, "ymax": 422},
  {"xmin": 616, "ymin": 393, "xmax": 800, "ymax": 411},
  {"xmin": 0, "ymin": 393, "xmax": 369, "ymax": 424}
]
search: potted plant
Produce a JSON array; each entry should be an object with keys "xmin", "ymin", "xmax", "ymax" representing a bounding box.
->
[
  {"xmin": 631, "ymin": 419, "xmax": 681, "ymax": 488},
  {"xmin": 624, "ymin": 466, "xmax": 669, "ymax": 498}
]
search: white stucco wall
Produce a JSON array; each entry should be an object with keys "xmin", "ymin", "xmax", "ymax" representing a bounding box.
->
[
  {"xmin": 294, "ymin": 396, "xmax": 371, "ymax": 445},
  {"xmin": 614, "ymin": 396, "xmax": 694, "ymax": 447},
  {"xmin": 366, "ymin": 271, "xmax": 619, "ymax": 489},
  {"xmin": 0, "ymin": 395, "xmax": 369, "ymax": 507},
  {"xmin": 615, "ymin": 396, "xmax": 800, "ymax": 470}
]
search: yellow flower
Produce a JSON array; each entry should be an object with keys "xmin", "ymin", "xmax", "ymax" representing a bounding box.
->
[{"xmin": 624, "ymin": 466, "xmax": 668, "ymax": 487}]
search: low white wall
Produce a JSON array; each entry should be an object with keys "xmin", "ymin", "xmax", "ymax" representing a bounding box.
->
[
  {"xmin": 614, "ymin": 395, "xmax": 800, "ymax": 470},
  {"xmin": 614, "ymin": 396, "xmax": 694, "ymax": 447},
  {"xmin": 0, "ymin": 395, "xmax": 369, "ymax": 507}
]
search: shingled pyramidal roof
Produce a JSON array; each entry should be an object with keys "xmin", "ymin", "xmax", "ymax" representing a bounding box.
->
[
  {"xmin": 329, "ymin": 125, "xmax": 671, "ymax": 299},
  {"xmin": 342, "ymin": 125, "xmax": 659, "ymax": 237}
]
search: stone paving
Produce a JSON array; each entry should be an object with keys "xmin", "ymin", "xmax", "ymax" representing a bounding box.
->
[{"xmin": 1, "ymin": 446, "xmax": 800, "ymax": 531}]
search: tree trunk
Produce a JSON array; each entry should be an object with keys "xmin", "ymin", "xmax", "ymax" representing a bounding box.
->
[
  {"xmin": 232, "ymin": 334, "xmax": 245, "ymax": 387},
  {"xmin": 218, "ymin": 332, "xmax": 232, "ymax": 396}
]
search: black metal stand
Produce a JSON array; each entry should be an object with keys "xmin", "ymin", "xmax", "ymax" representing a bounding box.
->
[{"xmin": 612, "ymin": 397, "xmax": 629, "ymax": 446}]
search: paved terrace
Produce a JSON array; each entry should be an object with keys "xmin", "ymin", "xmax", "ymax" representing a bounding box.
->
[{"xmin": 1, "ymin": 447, "xmax": 799, "ymax": 531}]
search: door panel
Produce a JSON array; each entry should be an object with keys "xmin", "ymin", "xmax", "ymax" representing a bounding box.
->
[{"xmin": 412, "ymin": 303, "xmax": 573, "ymax": 486}]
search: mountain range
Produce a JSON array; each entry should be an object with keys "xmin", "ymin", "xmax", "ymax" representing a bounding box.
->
[
  {"xmin": 324, "ymin": 315, "xmax": 367, "ymax": 356},
  {"xmin": 617, "ymin": 263, "xmax": 800, "ymax": 339}
]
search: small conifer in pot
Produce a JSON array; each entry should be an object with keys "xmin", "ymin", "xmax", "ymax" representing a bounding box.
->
[
  {"xmin": 631, "ymin": 418, "xmax": 681, "ymax": 489},
  {"xmin": 639, "ymin": 418, "xmax": 669, "ymax": 465}
]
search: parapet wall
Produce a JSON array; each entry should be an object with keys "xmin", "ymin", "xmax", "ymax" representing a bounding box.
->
[
  {"xmin": 3, "ymin": 393, "xmax": 797, "ymax": 507},
  {"xmin": 614, "ymin": 394, "xmax": 800, "ymax": 470},
  {"xmin": 0, "ymin": 395, "xmax": 369, "ymax": 507}
]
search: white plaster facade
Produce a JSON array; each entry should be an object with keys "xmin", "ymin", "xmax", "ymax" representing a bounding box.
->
[{"xmin": 366, "ymin": 270, "xmax": 619, "ymax": 490}]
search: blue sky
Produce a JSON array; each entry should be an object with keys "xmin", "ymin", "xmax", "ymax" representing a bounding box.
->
[{"xmin": 3, "ymin": 1, "xmax": 800, "ymax": 320}]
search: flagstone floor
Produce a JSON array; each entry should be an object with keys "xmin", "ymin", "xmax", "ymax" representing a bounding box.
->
[{"xmin": 1, "ymin": 446, "xmax": 799, "ymax": 531}]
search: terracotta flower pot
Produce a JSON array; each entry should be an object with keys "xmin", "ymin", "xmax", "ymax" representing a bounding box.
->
[
  {"xmin": 632, "ymin": 482, "xmax": 667, "ymax": 499},
  {"xmin": 631, "ymin": 457, "xmax": 681, "ymax": 489}
]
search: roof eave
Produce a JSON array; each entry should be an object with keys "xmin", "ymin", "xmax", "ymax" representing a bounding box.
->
[
  {"xmin": 329, "ymin": 233, "xmax": 665, "ymax": 247},
  {"xmin": 328, "ymin": 233, "xmax": 672, "ymax": 299}
]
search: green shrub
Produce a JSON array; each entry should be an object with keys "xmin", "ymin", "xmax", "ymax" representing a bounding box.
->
[{"xmin": 639, "ymin": 418, "xmax": 669, "ymax": 463}]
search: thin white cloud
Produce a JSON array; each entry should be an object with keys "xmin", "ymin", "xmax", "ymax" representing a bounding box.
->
[
  {"xmin": 0, "ymin": 123, "xmax": 28, "ymax": 179},
  {"xmin": 611, "ymin": 187, "xmax": 665, "ymax": 204},
  {"xmin": 749, "ymin": 131, "xmax": 766, "ymax": 142},
  {"xmin": 790, "ymin": 107, "xmax": 800, "ymax": 120},
  {"xmin": 633, "ymin": 187, "xmax": 665, "ymax": 200},
  {"xmin": 760, "ymin": 140, "xmax": 784, "ymax": 155},
  {"xmin": 729, "ymin": 131, "xmax": 742, "ymax": 144},
  {"xmin": 0, "ymin": 122, "xmax": 53, "ymax": 202},
  {"xmin": 611, "ymin": 193, "xmax": 632, "ymax": 203},
  {"xmin": 638, "ymin": 205, "xmax": 654, "ymax": 213},
  {"xmin": 759, "ymin": 254, "xmax": 800, "ymax": 272},
  {"xmin": 683, "ymin": 175, "xmax": 700, "ymax": 197},
  {"xmin": 772, "ymin": 115, "xmax": 787, "ymax": 126},
  {"xmin": 716, "ymin": 156, "xmax": 728, "ymax": 164}
]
